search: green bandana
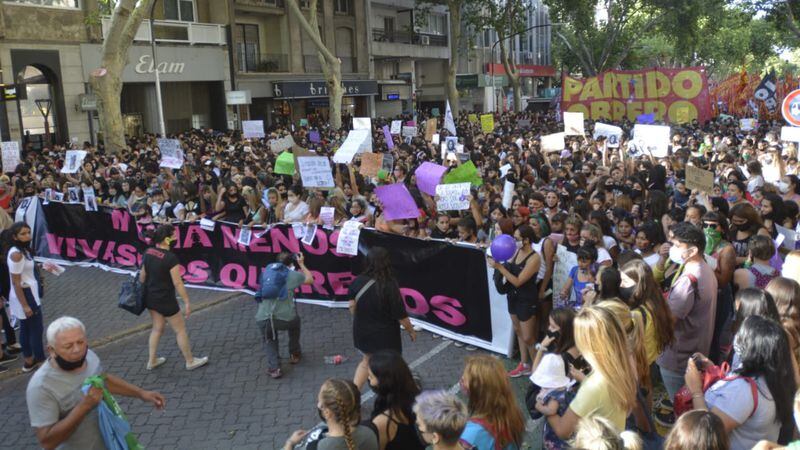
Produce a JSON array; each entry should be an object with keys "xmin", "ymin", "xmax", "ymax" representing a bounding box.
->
[{"xmin": 704, "ymin": 227, "xmax": 722, "ymax": 255}]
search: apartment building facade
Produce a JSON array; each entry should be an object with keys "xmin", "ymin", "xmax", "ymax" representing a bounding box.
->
[{"xmin": 0, "ymin": 0, "xmax": 234, "ymax": 146}]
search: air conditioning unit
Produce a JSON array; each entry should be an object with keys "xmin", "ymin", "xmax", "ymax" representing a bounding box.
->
[{"xmin": 420, "ymin": 35, "xmax": 430, "ymax": 45}]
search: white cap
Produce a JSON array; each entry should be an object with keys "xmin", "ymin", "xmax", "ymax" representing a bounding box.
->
[{"xmin": 529, "ymin": 353, "xmax": 574, "ymax": 389}]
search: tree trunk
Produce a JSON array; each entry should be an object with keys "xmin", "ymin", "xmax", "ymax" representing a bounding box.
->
[
  {"xmin": 288, "ymin": 0, "xmax": 343, "ymax": 129},
  {"xmin": 446, "ymin": 0, "xmax": 461, "ymax": 118},
  {"xmin": 89, "ymin": 0, "xmax": 154, "ymax": 155},
  {"xmin": 498, "ymin": 32, "xmax": 521, "ymax": 112}
]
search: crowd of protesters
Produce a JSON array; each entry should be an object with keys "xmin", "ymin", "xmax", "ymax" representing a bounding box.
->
[{"xmin": 2, "ymin": 106, "xmax": 800, "ymax": 449}]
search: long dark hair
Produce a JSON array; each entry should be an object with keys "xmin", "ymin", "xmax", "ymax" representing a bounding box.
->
[
  {"xmin": 621, "ymin": 260, "xmax": 675, "ymax": 353},
  {"xmin": 734, "ymin": 315, "xmax": 797, "ymax": 430},
  {"xmin": 362, "ymin": 247, "xmax": 400, "ymax": 305},
  {"xmin": 550, "ymin": 307, "xmax": 576, "ymax": 354},
  {"xmin": 733, "ymin": 288, "xmax": 779, "ymax": 333},
  {"xmin": 368, "ymin": 350, "xmax": 420, "ymax": 422},
  {"xmin": 2, "ymin": 222, "xmax": 32, "ymax": 259},
  {"xmin": 144, "ymin": 224, "xmax": 174, "ymax": 246}
]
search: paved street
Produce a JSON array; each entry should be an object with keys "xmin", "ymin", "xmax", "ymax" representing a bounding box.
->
[{"xmin": 1, "ymin": 267, "xmax": 537, "ymax": 449}]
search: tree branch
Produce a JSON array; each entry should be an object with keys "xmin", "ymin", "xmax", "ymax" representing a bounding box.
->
[{"xmin": 286, "ymin": 0, "xmax": 338, "ymax": 64}]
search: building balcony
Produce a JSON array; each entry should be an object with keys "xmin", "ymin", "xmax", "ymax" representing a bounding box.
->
[
  {"xmin": 101, "ymin": 17, "xmax": 226, "ymax": 46},
  {"xmin": 371, "ymin": 29, "xmax": 449, "ymax": 59},
  {"xmin": 237, "ymin": 52, "xmax": 289, "ymax": 73},
  {"xmin": 303, "ymin": 55, "xmax": 357, "ymax": 73}
]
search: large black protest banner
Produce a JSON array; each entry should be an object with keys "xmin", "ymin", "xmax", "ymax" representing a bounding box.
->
[{"xmin": 33, "ymin": 201, "xmax": 499, "ymax": 345}]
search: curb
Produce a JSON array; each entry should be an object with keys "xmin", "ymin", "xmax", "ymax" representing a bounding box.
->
[{"xmin": 0, "ymin": 292, "xmax": 243, "ymax": 383}]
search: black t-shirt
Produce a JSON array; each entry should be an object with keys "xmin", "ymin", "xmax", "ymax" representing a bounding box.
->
[
  {"xmin": 348, "ymin": 275, "xmax": 407, "ymax": 354},
  {"xmin": 223, "ymin": 195, "xmax": 246, "ymax": 222},
  {"xmin": 143, "ymin": 247, "xmax": 179, "ymax": 303}
]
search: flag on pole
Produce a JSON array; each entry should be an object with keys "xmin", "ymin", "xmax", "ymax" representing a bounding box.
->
[{"xmin": 444, "ymin": 100, "xmax": 457, "ymax": 136}]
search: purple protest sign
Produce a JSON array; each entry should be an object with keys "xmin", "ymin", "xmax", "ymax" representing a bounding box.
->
[
  {"xmin": 376, "ymin": 183, "xmax": 420, "ymax": 221},
  {"xmin": 636, "ymin": 113, "xmax": 655, "ymax": 124},
  {"xmin": 414, "ymin": 161, "xmax": 448, "ymax": 196},
  {"xmin": 382, "ymin": 125, "xmax": 394, "ymax": 149},
  {"xmin": 309, "ymin": 130, "xmax": 321, "ymax": 143},
  {"xmin": 405, "ymin": 121, "xmax": 416, "ymax": 127}
]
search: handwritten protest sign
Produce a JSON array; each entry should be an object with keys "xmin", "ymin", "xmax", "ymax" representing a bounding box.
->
[
  {"xmin": 333, "ymin": 129, "xmax": 369, "ymax": 164},
  {"xmin": 563, "ymin": 111, "xmax": 585, "ymax": 135},
  {"xmin": 781, "ymin": 126, "xmax": 800, "ymax": 143},
  {"xmin": 632, "ymin": 124, "xmax": 670, "ymax": 158},
  {"xmin": 382, "ymin": 125, "xmax": 394, "ymax": 149},
  {"xmin": 402, "ymin": 126, "xmax": 417, "ymax": 137},
  {"xmin": 336, "ymin": 220, "xmax": 362, "ymax": 256},
  {"xmin": 415, "ymin": 162, "xmax": 448, "ymax": 196},
  {"xmin": 436, "ymin": 183, "xmax": 471, "ymax": 211},
  {"xmin": 242, "ymin": 120, "xmax": 265, "ymax": 138},
  {"xmin": 480, "ymin": 114, "xmax": 495, "ymax": 133},
  {"xmin": 157, "ymin": 138, "xmax": 183, "ymax": 169},
  {"xmin": 269, "ymin": 135, "xmax": 295, "ymax": 153},
  {"xmin": 375, "ymin": 183, "xmax": 420, "ymax": 220},
  {"xmin": 686, "ymin": 165, "xmax": 714, "ymax": 193},
  {"xmin": 320, "ymin": 207, "xmax": 335, "ymax": 230},
  {"xmin": 1, "ymin": 141, "xmax": 20, "ymax": 173},
  {"xmin": 390, "ymin": 120, "xmax": 402, "ymax": 135},
  {"xmin": 61, "ymin": 150, "xmax": 88, "ymax": 174},
  {"xmin": 297, "ymin": 156, "xmax": 334, "ymax": 188},
  {"xmin": 740, "ymin": 118, "xmax": 757, "ymax": 131},
  {"xmin": 359, "ymin": 153, "xmax": 383, "ymax": 177},
  {"xmin": 593, "ymin": 123, "xmax": 623, "ymax": 148},
  {"xmin": 541, "ymin": 132, "xmax": 565, "ymax": 151},
  {"xmin": 425, "ymin": 118, "xmax": 438, "ymax": 141},
  {"xmin": 776, "ymin": 225, "xmax": 798, "ymax": 250}
]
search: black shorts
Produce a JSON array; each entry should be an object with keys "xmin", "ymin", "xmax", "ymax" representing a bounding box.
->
[
  {"xmin": 146, "ymin": 297, "xmax": 180, "ymax": 318},
  {"xmin": 507, "ymin": 294, "xmax": 537, "ymax": 322}
]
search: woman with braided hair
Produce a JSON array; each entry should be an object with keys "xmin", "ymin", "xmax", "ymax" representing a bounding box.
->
[{"xmin": 283, "ymin": 378, "xmax": 379, "ymax": 450}]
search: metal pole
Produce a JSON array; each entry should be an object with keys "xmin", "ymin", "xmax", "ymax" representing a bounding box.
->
[{"xmin": 150, "ymin": 3, "xmax": 166, "ymax": 137}]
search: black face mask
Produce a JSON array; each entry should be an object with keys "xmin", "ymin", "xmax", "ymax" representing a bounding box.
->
[
  {"xmin": 544, "ymin": 330, "xmax": 560, "ymax": 351},
  {"xmin": 620, "ymin": 286, "xmax": 635, "ymax": 301},
  {"xmin": 54, "ymin": 349, "xmax": 87, "ymax": 371}
]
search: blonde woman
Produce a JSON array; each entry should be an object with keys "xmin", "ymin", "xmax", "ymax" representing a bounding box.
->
[
  {"xmin": 459, "ymin": 355, "xmax": 526, "ymax": 449},
  {"xmin": 242, "ymin": 186, "xmax": 265, "ymax": 227},
  {"xmin": 536, "ymin": 306, "xmax": 637, "ymax": 439},
  {"xmin": 572, "ymin": 416, "xmax": 643, "ymax": 450}
]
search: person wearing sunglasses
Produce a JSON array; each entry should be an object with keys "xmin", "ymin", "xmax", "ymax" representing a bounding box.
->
[{"xmin": 702, "ymin": 211, "xmax": 737, "ymax": 364}]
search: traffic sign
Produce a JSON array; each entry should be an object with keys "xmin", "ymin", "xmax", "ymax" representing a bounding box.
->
[{"xmin": 782, "ymin": 88, "xmax": 800, "ymax": 126}]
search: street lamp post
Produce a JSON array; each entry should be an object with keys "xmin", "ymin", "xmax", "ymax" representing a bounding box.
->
[
  {"xmin": 34, "ymin": 98, "xmax": 52, "ymax": 148},
  {"xmin": 490, "ymin": 22, "xmax": 559, "ymax": 112},
  {"xmin": 149, "ymin": 1, "xmax": 166, "ymax": 137}
]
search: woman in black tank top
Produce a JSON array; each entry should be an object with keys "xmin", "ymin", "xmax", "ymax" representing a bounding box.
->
[
  {"xmin": 488, "ymin": 225, "xmax": 541, "ymax": 377},
  {"xmin": 367, "ymin": 350, "xmax": 426, "ymax": 450}
]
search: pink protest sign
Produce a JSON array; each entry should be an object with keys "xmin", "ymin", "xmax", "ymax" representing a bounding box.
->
[
  {"xmin": 414, "ymin": 162, "xmax": 447, "ymax": 196},
  {"xmin": 376, "ymin": 183, "xmax": 420, "ymax": 221},
  {"xmin": 382, "ymin": 125, "xmax": 394, "ymax": 149}
]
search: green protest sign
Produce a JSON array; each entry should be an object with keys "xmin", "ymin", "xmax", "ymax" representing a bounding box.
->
[
  {"xmin": 443, "ymin": 160, "xmax": 482, "ymax": 187},
  {"xmin": 275, "ymin": 151, "xmax": 295, "ymax": 175}
]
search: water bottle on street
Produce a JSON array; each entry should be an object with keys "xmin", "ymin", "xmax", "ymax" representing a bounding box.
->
[{"xmin": 324, "ymin": 354, "xmax": 348, "ymax": 365}]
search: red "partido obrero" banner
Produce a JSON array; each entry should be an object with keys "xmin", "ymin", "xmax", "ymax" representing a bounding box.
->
[{"xmin": 561, "ymin": 67, "xmax": 712, "ymax": 124}]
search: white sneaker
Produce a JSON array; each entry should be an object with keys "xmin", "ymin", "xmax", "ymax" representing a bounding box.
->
[
  {"xmin": 146, "ymin": 357, "xmax": 166, "ymax": 370},
  {"xmin": 185, "ymin": 356, "xmax": 208, "ymax": 371}
]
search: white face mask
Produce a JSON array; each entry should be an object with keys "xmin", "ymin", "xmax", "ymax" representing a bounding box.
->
[
  {"xmin": 777, "ymin": 181, "xmax": 790, "ymax": 194},
  {"xmin": 669, "ymin": 245, "xmax": 686, "ymax": 265},
  {"xmin": 515, "ymin": 240, "xmax": 523, "ymax": 249}
]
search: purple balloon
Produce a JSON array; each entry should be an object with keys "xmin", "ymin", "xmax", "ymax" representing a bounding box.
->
[{"xmin": 491, "ymin": 234, "xmax": 516, "ymax": 262}]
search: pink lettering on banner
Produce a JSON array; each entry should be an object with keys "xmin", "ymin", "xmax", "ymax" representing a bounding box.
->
[
  {"xmin": 328, "ymin": 230, "xmax": 343, "ymax": 257},
  {"xmin": 181, "ymin": 260, "xmax": 210, "ymax": 283},
  {"xmin": 270, "ymin": 227, "xmax": 300, "ymax": 254},
  {"xmin": 45, "ymin": 233, "xmax": 65, "ymax": 256},
  {"xmin": 298, "ymin": 270, "xmax": 330, "ymax": 296},
  {"xmin": 102, "ymin": 241, "xmax": 117, "ymax": 264},
  {"xmin": 220, "ymin": 226, "xmax": 242, "ymax": 250},
  {"xmin": 116, "ymin": 244, "xmax": 138, "ymax": 266},
  {"xmin": 65, "ymin": 238, "xmax": 77, "ymax": 258},
  {"xmin": 248, "ymin": 233, "xmax": 271, "ymax": 253},
  {"xmin": 110, "ymin": 209, "xmax": 131, "ymax": 232},
  {"xmin": 181, "ymin": 225, "xmax": 213, "ymax": 249},
  {"xmin": 401, "ymin": 288, "xmax": 430, "ymax": 315},
  {"xmin": 328, "ymin": 271, "xmax": 356, "ymax": 296},
  {"xmin": 301, "ymin": 229, "xmax": 328, "ymax": 256},
  {"xmin": 77, "ymin": 239, "xmax": 103, "ymax": 259},
  {"xmin": 220, "ymin": 263, "xmax": 246, "ymax": 288},
  {"xmin": 430, "ymin": 296, "xmax": 467, "ymax": 326}
]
